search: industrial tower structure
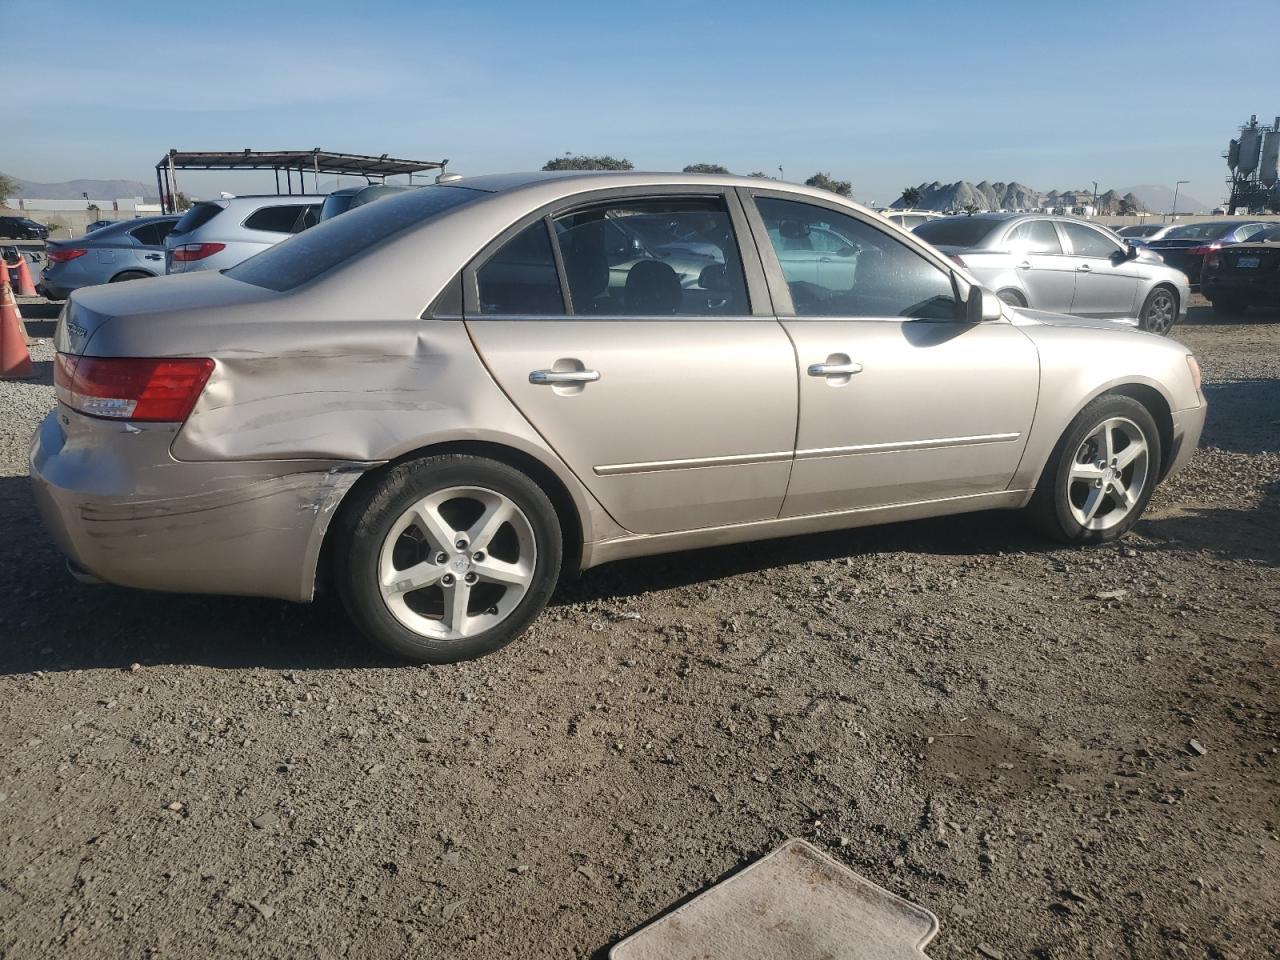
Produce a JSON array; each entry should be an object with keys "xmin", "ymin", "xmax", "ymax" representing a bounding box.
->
[{"xmin": 1225, "ymin": 115, "xmax": 1280, "ymax": 213}]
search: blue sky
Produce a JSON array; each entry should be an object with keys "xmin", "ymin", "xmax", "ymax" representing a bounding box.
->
[{"xmin": 5, "ymin": 0, "xmax": 1270, "ymax": 207}]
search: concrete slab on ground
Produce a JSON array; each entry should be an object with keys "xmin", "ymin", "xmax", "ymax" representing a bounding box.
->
[{"xmin": 610, "ymin": 839, "xmax": 939, "ymax": 960}]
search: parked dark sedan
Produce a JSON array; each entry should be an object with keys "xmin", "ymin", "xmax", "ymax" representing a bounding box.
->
[
  {"xmin": 1146, "ymin": 220, "xmax": 1268, "ymax": 286},
  {"xmin": 1201, "ymin": 225, "xmax": 1280, "ymax": 316},
  {"xmin": 0, "ymin": 215, "xmax": 50, "ymax": 240}
]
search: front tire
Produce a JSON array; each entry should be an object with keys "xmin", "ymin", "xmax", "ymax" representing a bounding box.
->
[
  {"xmin": 1138, "ymin": 285, "xmax": 1178, "ymax": 335},
  {"xmin": 1027, "ymin": 394, "xmax": 1162, "ymax": 545},
  {"xmin": 334, "ymin": 454, "xmax": 563, "ymax": 663}
]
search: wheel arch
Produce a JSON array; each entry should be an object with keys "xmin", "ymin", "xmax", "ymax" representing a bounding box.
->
[
  {"xmin": 1019, "ymin": 377, "xmax": 1179, "ymax": 493},
  {"xmin": 314, "ymin": 439, "xmax": 587, "ymax": 599},
  {"xmin": 108, "ymin": 268, "xmax": 157, "ymax": 283},
  {"xmin": 996, "ymin": 286, "xmax": 1028, "ymax": 307}
]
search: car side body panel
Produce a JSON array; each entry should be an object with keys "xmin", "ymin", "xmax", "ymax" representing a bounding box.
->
[{"xmin": 33, "ymin": 173, "xmax": 1207, "ymax": 605}]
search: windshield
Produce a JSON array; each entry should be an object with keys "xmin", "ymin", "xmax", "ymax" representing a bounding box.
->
[
  {"xmin": 912, "ymin": 217, "xmax": 1001, "ymax": 247},
  {"xmin": 227, "ymin": 185, "xmax": 483, "ymax": 291},
  {"xmin": 1164, "ymin": 222, "xmax": 1239, "ymax": 240}
]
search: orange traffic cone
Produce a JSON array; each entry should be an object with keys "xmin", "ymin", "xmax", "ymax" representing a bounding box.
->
[
  {"xmin": 12, "ymin": 255, "xmax": 36, "ymax": 297},
  {"xmin": 0, "ymin": 280, "xmax": 34, "ymax": 380}
]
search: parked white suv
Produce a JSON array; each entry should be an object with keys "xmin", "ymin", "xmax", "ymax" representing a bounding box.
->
[{"xmin": 164, "ymin": 195, "xmax": 323, "ymax": 274}]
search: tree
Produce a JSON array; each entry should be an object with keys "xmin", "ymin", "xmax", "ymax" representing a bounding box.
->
[
  {"xmin": 900, "ymin": 186, "xmax": 922, "ymax": 208},
  {"xmin": 541, "ymin": 154, "xmax": 634, "ymax": 171},
  {"xmin": 804, "ymin": 172, "xmax": 852, "ymax": 197},
  {"xmin": 683, "ymin": 163, "xmax": 731, "ymax": 174},
  {"xmin": 0, "ymin": 173, "xmax": 17, "ymax": 205},
  {"xmin": 165, "ymin": 191, "xmax": 193, "ymax": 212},
  {"xmin": 961, "ymin": 201, "xmax": 981, "ymax": 216},
  {"xmin": 747, "ymin": 171, "xmax": 772, "ymax": 179}
]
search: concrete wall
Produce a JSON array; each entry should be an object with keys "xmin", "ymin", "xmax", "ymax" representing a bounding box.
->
[{"xmin": 1, "ymin": 203, "xmax": 165, "ymax": 239}]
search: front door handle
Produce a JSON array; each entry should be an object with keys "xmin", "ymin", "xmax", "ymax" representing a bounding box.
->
[
  {"xmin": 529, "ymin": 369, "xmax": 601, "ymax": 385},
  {"xmin": 1017, "ymin": 260, "xmax": 1032, "ymax": 270},
  {"xmin": 807, "ymin": 360, "xmax": 863, "ymax": 377}
]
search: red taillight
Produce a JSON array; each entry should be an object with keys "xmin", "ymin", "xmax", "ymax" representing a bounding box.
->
[
  {"xmin": 1204, "ymin": 249, "xmax": 1222, "ymax": 270},
  {"xmin": 54, "ymin": 354, "xmax": 214, "ymax": 422},
  {"xmin": 171, "ymin": 242, "xmax": 226, "ymax": 262},
  {"xmin": 948, "ymin": 254, "xmax": 967, "ymax": 267},
  {"xmin": 47, "ymin": 248, "xmax": 87, "ymax": 263},
  {"xmin": 1186, "ymin": 243, "xmax": 1221, "ymax": 256}
]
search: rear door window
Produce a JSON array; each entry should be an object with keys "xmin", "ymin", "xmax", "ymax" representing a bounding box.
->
[
  {"xmin": 552, "ymin": 197, "xmax": 749, "ymax": 316},
  {"xmin": 128, "ymin": 222, "xmax": 168, "ymax": 246},
  {"xmin": 476, "ymin": 222, "xmax": 564, "ymax": 315},
  {"xmin": 1005, "ymin": 220, "xmax": 1062, "ymax": 255}
]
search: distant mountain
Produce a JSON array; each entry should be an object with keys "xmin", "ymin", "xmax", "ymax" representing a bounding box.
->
[
  {"xmin": 1119, "ymin": 184, "xmax": 1212, "ymax": 215},
  {"xmin": 891, "ymin": 180, "xmax": 1167, "ymax": 215},
  {"xmin": 3, "ymin": 173, "xmax": 158, "ymax": 202}
]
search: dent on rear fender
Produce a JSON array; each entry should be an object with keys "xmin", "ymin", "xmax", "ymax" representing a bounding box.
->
[
  {"xmin": 168, "ymin": 320, "xmax": 626, "ymax": 548},
  {"xmin": 173, "ymin": 324, "xmax": 471, "ymax": 462}
]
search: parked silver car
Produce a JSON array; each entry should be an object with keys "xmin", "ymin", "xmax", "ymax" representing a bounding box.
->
[
  {"xmin": 913, "ymin": 214, "xmax": 1190, "ymax": 334},
  {"xmin": 164, "ymin": 195, "xmax": 322, "ymax": 274},
  {"xmin": 881, "ymin": 210, "xmax": 942, "ymax": 229},
  {"xmin": 39, "ymin": 216, "xmax": 179, "ymax": 300},
  {"xmin": 32, "ymin": 172, "xmax": 1205, "ymax": 664}
]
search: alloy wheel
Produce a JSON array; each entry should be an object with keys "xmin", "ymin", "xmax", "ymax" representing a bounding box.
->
[
  {"xmin": 377, "ymin": 486, "xmax": 536, "ymax": 641},
  {"xmin": 1142, "ymin": 290, "xmax": 1176, "ymax": 334},
  {"xmin": 1065, "ymin": 417, "xmax": 1150, "ymax": 531}
]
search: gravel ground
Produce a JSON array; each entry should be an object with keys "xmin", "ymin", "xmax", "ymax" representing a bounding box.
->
[{"xmin": 1, "ymin": 302, "xmax": 1277, "ymax": 959}]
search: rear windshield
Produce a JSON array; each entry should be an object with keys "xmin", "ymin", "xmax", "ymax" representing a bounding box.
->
[
  {"xmin": 172, "ymin": 202, "xmax": 223, "ymax": 236},
  {"xmin": 227, "ymin": 185, "xmax": 483, "ymax": 292},
  {"xmin": 1164, "ymin": 222, "xmax": 1238, "ymax": 240},
  {"xmin": 319, "ymin": 193, "xmax": 358, "ymax": 221},
  {"xmin": 912, "ymin": 217, "xmax": 1001, "ymax": 247}
]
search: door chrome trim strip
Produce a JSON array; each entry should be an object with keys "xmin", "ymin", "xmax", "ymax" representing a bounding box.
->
[
  {"xmin": 594, "ymin": 450, "xmax": 792, "ymax": 476},
  {"xmin": 595, "ymin": 433, "xmax": 1019, "ymax": 476},
  {"xmin": 795, "ymin": 433, "xmax": 1020, "ymax": 460}
]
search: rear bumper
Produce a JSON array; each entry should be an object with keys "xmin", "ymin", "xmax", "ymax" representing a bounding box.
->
[
  {"xmin": 1202, "ymin": 275, "xmax": 1280, "ymax": 303},
  {"xmin": 29, "ymin": 407, "xmax": 367, "ymax": 603}
]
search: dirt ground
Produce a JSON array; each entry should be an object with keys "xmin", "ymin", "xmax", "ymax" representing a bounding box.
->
[{"xmin": 1, "ymin": 301, "xmax": 1276, "ymax": 959}]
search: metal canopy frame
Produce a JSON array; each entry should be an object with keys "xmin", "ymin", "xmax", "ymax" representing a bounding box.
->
[{"xmin": 155, "ymin": 148, "xmax": 448, "ymax": 213}]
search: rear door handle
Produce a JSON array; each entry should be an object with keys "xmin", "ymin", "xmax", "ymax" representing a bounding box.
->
[
  {"xmin": 529, "ymin": 369, "xmax": 600, "ymax": 385},
  {"xmin": 1077, "ymin": 263, "xmax": 1092, "ymax": 272},
  {"xmin": 1017, "ymin": 260, "xmax": 1032, "ymax": 270},
  {"xmin": 808, "ymin": 361, "xmax": 863, "ymax": 377},
  {"xmin": 145, "ymin": 253, "xmax": 162, "ymax": 260}
]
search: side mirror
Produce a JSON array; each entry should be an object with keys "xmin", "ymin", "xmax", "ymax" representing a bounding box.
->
[
  {"xmin": 965, "ymin": 284, "xmax": 1004, "ymax": 323},
  {"xmin": 1125, "ymin": 243, "xmax": 1141, "ymax": 261},
  {"xmin": 836, "ymin": 244, "xmax": 857, "ymax": 258}
]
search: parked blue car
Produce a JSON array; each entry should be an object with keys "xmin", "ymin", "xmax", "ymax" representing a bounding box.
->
[{"xmin": 39, "ymin": 216, "xmax": 178, "ymax": 300}]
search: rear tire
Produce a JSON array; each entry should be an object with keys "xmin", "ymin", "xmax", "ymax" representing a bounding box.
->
[
  {"xmin": 334, "ymin": 454, "xmax": 563, "ymax": 664},
  {"xmin": 997, "ymin": 288, "xmax": 1028, "ymax": 308},
  {"xmin": 1138, "ymin": 285, "xmax": 1178, "ymax": 335},
  {"xmin": 1027, "ymin": 394, "xmax": 1162, "ymax": 545},
  {"xmin": 109, "ymin": 270, "xmax": 152, "ymax": 283},
  {"xmin": 1210, "ymin": 296, "xmax": 1247, "ymax": 317}
]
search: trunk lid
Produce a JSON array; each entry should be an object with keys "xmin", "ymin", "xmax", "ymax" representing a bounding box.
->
[{"xmin": 56, "ymin": 271, "xmax": 272, "ymax": 356}]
